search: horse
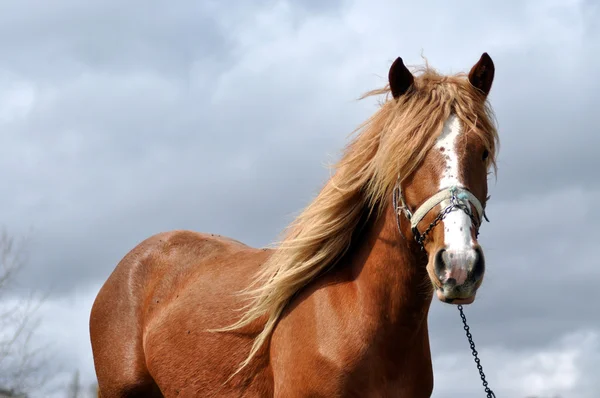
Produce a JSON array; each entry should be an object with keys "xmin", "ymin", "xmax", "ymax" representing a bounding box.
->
[{"xmin": 89, "ymin": 52, "xmax": 499, "ymax": 397}]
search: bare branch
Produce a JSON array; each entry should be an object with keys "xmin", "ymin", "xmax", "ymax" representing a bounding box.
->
[{"xmin": 0, "ymin": 228, "xmax": 56, "ymax": 395}]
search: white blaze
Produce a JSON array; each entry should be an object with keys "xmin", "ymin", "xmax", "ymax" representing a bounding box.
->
[{"xmin": 435, "ymin": 114, "xmax": 474, "ymax": 251}]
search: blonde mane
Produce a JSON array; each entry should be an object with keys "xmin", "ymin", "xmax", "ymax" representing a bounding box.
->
[{"xmin": 220, "ymin": 63, "xmax": 499, "ymax": 372}]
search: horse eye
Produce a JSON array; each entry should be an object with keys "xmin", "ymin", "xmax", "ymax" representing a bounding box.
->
[{"xmin": 482, "ymin": 149, "xmax": 489, "ymax": 161}]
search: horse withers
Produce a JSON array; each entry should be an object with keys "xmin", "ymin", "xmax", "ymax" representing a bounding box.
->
[{"xmin": 90, "ymin": 53, "xmax": 499, "ymax": 397}]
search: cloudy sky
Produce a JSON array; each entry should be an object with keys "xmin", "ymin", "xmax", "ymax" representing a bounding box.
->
[{"xmin": 1, "ymin": 0, "xmax": 599, "ymax": 396}]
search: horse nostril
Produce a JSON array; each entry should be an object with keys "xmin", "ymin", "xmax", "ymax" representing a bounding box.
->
[
  {"xmin": 434, "ymin": 248, "xmax": 446, "ymax": 278},
  {"xmin": 471, "ymin": 246, "xmax": 485, "ymax": 281}
]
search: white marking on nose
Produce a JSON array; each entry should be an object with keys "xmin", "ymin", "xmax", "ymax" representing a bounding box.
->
[{"xmin": 435, "ymin": 114, "xmax": 473, "ymax": 251}]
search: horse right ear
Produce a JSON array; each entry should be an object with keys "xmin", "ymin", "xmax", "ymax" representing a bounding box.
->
[
  {"xmin": 468, "ymin": 53, "xmax": 495, "ymax": 98},
  {"xmin": 388, "ymin": 57, "xmax": 414, "ymax": 99}
]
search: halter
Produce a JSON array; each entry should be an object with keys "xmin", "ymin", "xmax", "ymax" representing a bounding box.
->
[{"xmin": 392, "ymin": 179, "xmax": 489, "ymax": 250}]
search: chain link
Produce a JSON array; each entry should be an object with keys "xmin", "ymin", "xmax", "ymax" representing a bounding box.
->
[{"xmin": 458, "ymin": 305, "xmax": 496, "ymax": 398}]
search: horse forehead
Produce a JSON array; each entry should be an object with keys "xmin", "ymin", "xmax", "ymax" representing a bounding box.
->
[
  {"xmin": 435, "ymin": 114, "xmax": 462, "ymax": 149},
  {"xmin": 435, "ymin": 114, "xmax": 465, "ymax": 187}
]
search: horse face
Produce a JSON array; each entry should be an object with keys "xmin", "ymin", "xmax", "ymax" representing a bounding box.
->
[
  {"xmin": 392, "ymin": 54, "xmax": 495, "ymax": 305},
  {"xmin": 401, "ymin": 113, "xmax": 492, "ymax": 304}
]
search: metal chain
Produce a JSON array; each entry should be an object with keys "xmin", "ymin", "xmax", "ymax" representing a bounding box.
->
[
  {"xmin": 416, "ymin": 202, "xmax": 496, "ymax": 397},
  {"xmin": 457, "ymin": 305, "xmax": 496, "ymax": 398},
  {"xmin": 393, "ymin": 187, "xmax": 495, "ymax": 397}
]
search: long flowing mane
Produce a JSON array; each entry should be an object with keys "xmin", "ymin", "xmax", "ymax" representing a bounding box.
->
[{"xmin": 219, "ymin": 62, "xmax": 499, "ymax": 372}]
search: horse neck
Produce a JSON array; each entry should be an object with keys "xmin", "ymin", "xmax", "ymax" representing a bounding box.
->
[{"xmin": 349, "ymin": 199, "xmax": 434, "ymax": 339}]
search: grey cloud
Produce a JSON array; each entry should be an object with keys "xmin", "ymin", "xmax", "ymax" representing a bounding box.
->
[
  {"xmin": 431, "ymin": 329, "xmax": 600, "ymax": 397},
  {"xmin": 1, "ymin": 0, "xmax": 359, "ymax": 295},
  {"xmin": 428, "ymin": 185, "xmax": 600, "ymax": 377},
  {"xmin": 487, "ymin": 43, "xmax": 600, "ymax": 202},
  {"xmin": 0, "ymin": 0, "xmax": 347, "ymax": 82},
  {"xmin": 0, "ymin": 2, "xmax": 232, "ymax": 82},
  {"xmin": 1, "ymin": 0, "xmax": 599, "ymax": 396}
]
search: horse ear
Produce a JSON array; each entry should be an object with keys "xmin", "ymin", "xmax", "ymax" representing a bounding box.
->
[
  {"xmin": 468, "ymin": 53, "xmax": 495, "ymax": 97},
  {"xmin": 388, "ymin": 57, "xmax": 414, "ymax": 99}
]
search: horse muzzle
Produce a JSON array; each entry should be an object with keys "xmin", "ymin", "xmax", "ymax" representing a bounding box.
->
[{"xmin": 433, "ymin": 245, "xmax": 485, "ymax": 305}]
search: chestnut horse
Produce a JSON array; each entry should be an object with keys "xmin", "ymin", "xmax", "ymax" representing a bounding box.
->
[{"xmin": 90, "ymin": 53, "xmax": 499, "ymax": 397}]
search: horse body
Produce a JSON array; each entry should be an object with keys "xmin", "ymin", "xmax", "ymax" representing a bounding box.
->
[
  {"xmin": 91, "ymin": 53, "xmax": 499, "ymax": 397},
  {"xmin": 91, "ymin": 205, "xmax": 434, "ymax": 397}
]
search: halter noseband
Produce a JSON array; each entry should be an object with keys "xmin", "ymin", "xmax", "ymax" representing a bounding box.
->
[{"xmin": 392, "ymin": 181, "xmax": 488, "ymax": 250}]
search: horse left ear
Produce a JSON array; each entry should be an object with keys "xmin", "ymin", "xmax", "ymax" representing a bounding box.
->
[
  {"xmin": 468, "ymin": 53, "xmax": 495, "ymax": 97},
  {"xmin": 389, "ymin": 57, "xmax": 414, "ymax": 99}
]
